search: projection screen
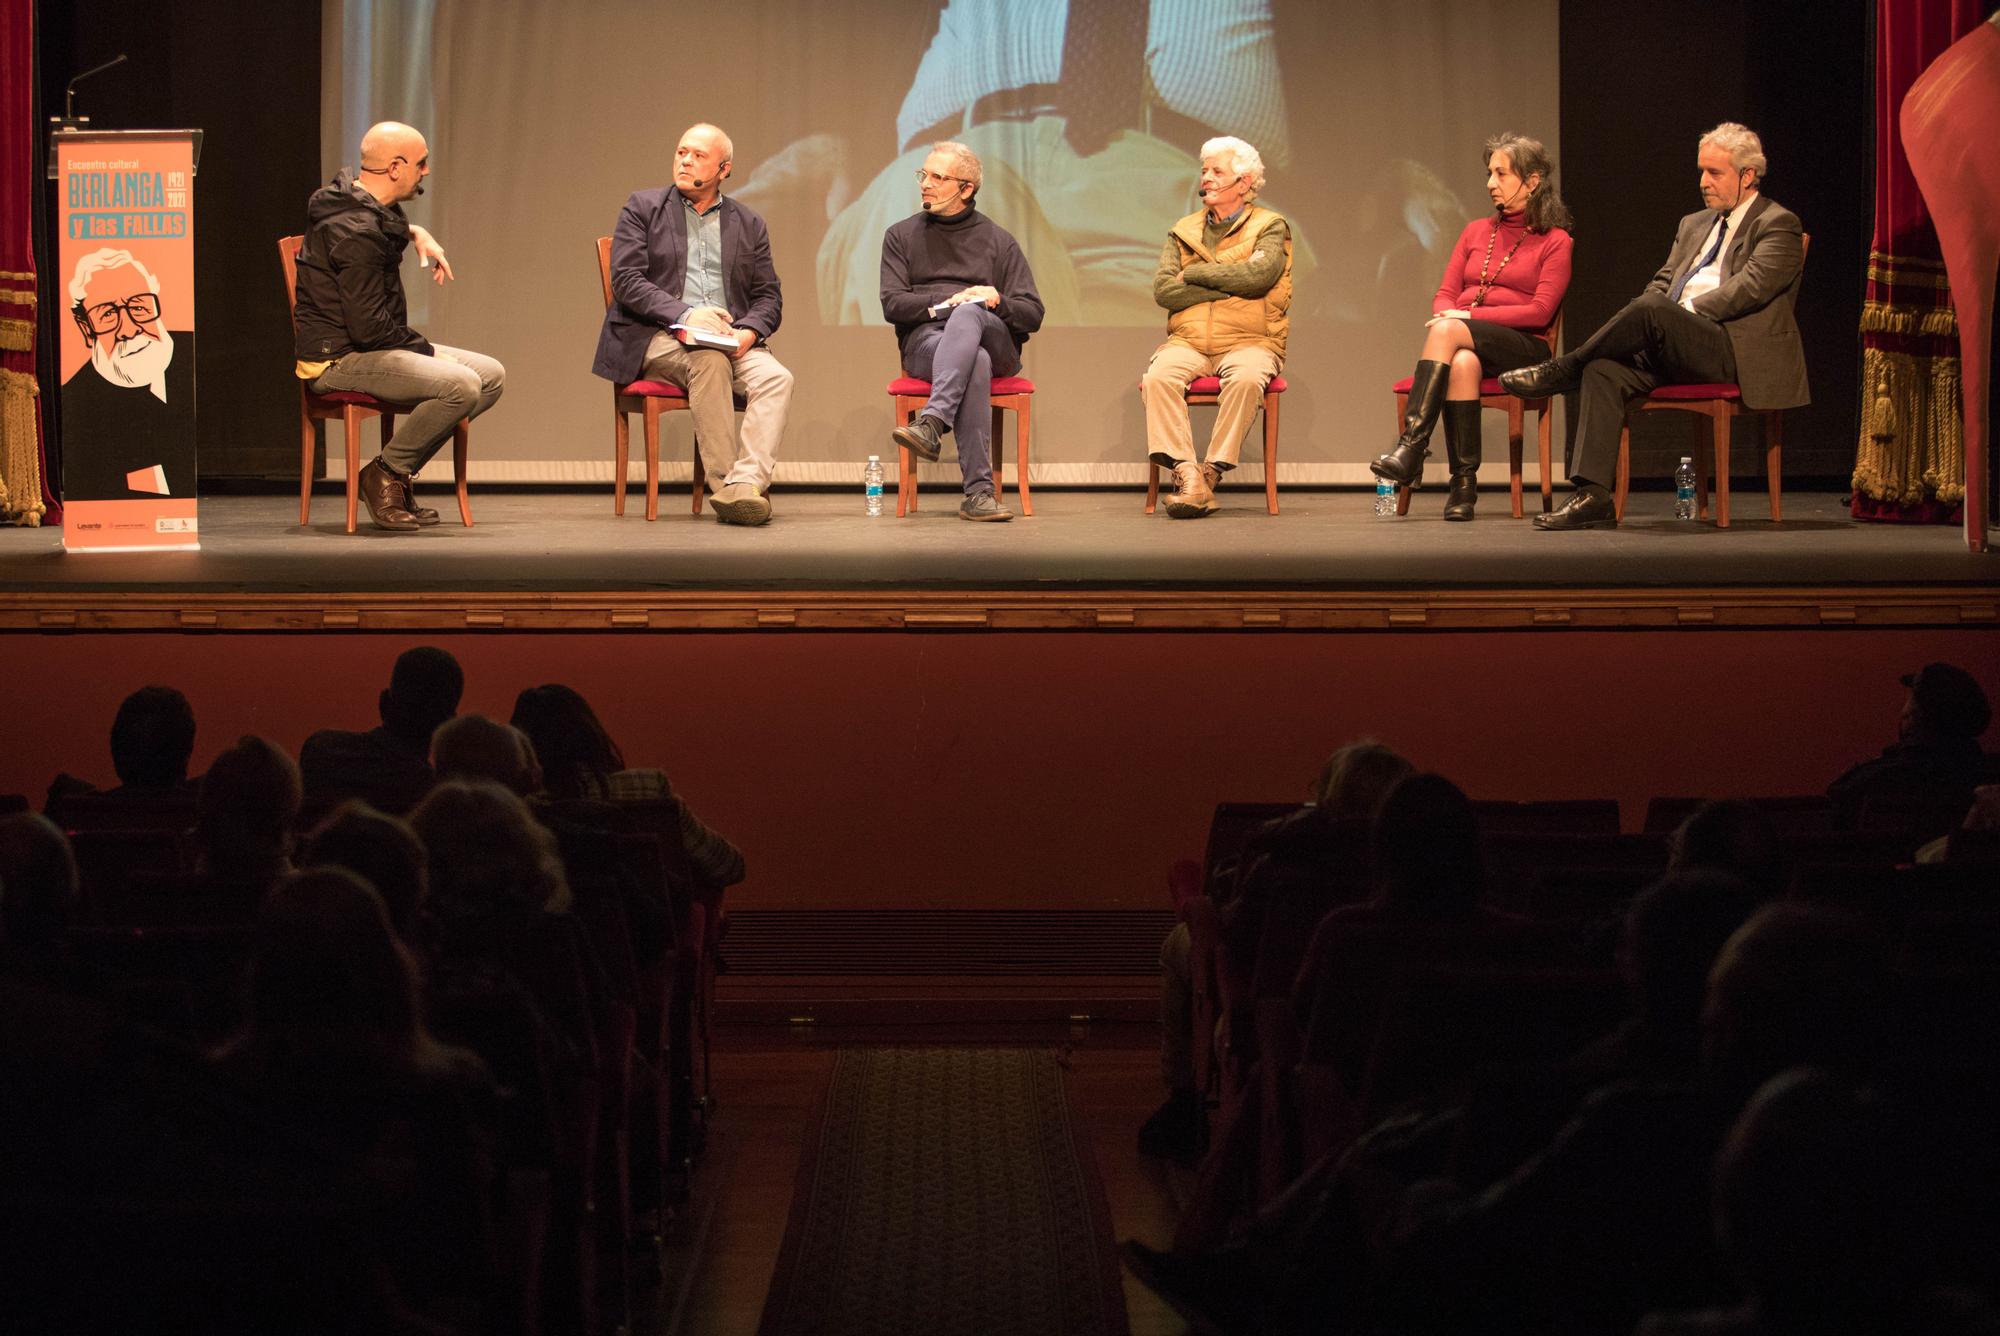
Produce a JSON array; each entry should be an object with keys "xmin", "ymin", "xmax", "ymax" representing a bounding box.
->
[{"xmin": 323, "ymin": 0, "xmax": 1561, "ymax": 484}]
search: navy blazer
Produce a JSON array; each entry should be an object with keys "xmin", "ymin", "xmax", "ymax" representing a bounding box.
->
[{"xmin": 591, "ymin": 186, "xmax": 783, "ymax": 384}]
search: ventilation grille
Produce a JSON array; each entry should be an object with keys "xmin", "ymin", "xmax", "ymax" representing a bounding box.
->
[{"xmin": 721, "ymin": 909, "xmax": 1176, "ymax": 976}]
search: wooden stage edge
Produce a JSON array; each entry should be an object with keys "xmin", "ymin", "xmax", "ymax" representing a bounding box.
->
[{"xmin": 3, "ymin": 584, "xmax": 1998, "ymax": 633}]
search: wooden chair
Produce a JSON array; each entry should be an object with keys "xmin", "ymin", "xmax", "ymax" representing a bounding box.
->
[
  {"xmin": 1392, "ymin": 314, "xmax": 1562, "ymax": 518},
  {"xmin": 594, "ymin": 237, "xmax": 746, "ymax": 521},
  {"xmin": 1612, "ymin": 235, "xmax": 1810, "ymax": 527},
  {"xmin": 277, "ymin": 236, "xmax": 471, "ymax": 534},
  {"xmin": 888, "ymin": 376, "xmax": 1036, "ymax": 516},
  {"xmin": 1144, "ymin": 375, "xmax": 1287, "ymax": 515}
]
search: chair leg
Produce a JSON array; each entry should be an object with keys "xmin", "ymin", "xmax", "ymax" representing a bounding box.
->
[
  {"xmin": 343, "ymin": 408, "xmax": 364, "ymax": 534},
  {"xmin": 1536, "ymin": 402, "xmax": 1554, "ymax": 513},
  {"xmin": 1692, "ymin": 416, "xmax": 1711, "ymax": 520},
  {"xmin": 991, "ymin": 404, "xmax": 1005, "ymax": 504},
  {"xmin": 1614, "ymin": 422, "xmax": 1631, "ymax": 522},
  {"xmin": 453, "ymin": 421, "xmax": 472, "ymax": 527},
  {"xmin": 1711, "ymin": 410, "xmax": 1731, "ymax": 529},
  {"xmin": 613, "ymin": 403, "xmax": 629, "ymax": 516},
  {"xmin": 690, "ymin": 437, "xmax": 706, "ymax": 516},
  {"xmin": 1766, "ymin": 411, "xmax": 1783, "ymax": 522},
  {"xmin": 299, "ymin": 409, "xmax": 315, "ymax": 526},
  {"xmin": 644, "ymin": 400, "xmax": 662, "ymax": 522},
  {"xmin": 1507, "ymin": 400, "xmax": 1525, "ymax": 519},
  {"xmin": 1145, "ymin": 462, "xmax": 1159, "ymax": 513},
  {"xmin": 1015, "ymin": 400, "xmax": 1034, "ymax": 516},
  {"xmin": 1395, "ymin": 481, "xmax": 1413, "ymax": 516},
  {"xmin": 1263, "ymin": 391, "xmax": 1279, "ymax": 515}
]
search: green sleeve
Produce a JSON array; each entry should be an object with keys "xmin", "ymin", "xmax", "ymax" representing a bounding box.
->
[
  {"xmin": 1180, "ymin": 220, "xmax": 1290, "ymax": 299},
  {"xmin": 1152, "ymin": 237, "xmax": 1227, "ymax": 312}
]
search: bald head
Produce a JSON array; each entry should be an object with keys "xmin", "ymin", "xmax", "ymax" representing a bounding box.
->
[
  {"xmin": 673, "ymin": 123, "xmax": 734, "ymax": 207},
  {"xmin": 357, "ymin": 121, "xmax": 430, "ymax": 204}
]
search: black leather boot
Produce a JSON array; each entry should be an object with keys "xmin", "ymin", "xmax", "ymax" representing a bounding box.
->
[
  {"xmin": 1441, "ymin": 400, "xmax": 1482, "ymax": 521},
  {"xmin": 1370, "ymin": 360, "xmax": 1448, "ymax": 486}
]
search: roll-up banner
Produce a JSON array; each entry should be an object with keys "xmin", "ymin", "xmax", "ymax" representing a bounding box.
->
[{"xmin": 52, "ymin": 129, "xmax": 201, "ymax": 552}]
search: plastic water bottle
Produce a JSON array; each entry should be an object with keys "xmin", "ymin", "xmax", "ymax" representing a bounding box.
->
[
  {"xmin": 1374, "ymin": 478, "xmax": 1396, "ymax": 517},
  {"xmin": 864, "ymin": 455, "xmax": 884, "ymax": 517},
  {"xmin": 1673, "ymin": 456, "xmax": 1697, "ymax": 519}
]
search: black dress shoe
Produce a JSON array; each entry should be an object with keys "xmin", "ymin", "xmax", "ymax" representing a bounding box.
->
[
  {"xmin": 1532, "ymin": 487, "xmax": 1618, "ymax": 530},
  {"xmin": 892, "ymin": 413, "xmax": 944, "ymax": 462},
  {"xmin": 1499, "ymin": 359, "xmax": 1580, "ymax": 399}
]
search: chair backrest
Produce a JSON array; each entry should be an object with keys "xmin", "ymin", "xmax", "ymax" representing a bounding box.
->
[
  {"xmin": 1539, "ymin": 308, "xmax": 1564, "ymax": 353},
  {"xmin": 276, "ymin": 234, "xmax": 305, "ymax": 318},
  {"xmin": 595, "ymin": 236, "xmax": 614, "ymax": 310}
]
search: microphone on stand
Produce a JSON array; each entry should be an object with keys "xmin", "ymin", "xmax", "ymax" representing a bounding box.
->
[{"xmin": 54, "ymin": 53, "xmax": 128, "ymax": 131}]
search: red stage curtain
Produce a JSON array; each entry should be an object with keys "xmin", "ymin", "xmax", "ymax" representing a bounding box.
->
[
  {"xmin": 0, "ymin": 0, "xmax": 50, "ymax": 525},
  {"xmin": 1851, "ymin": 0, "xmax": 1987, "ymax": 523}
]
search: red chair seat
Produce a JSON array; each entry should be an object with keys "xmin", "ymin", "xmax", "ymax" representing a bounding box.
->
[
  {"xmin": 887, "ymin": 375, "xmax": 1036, "ymax": 396},
  {"xmin": 1390, "ymin": 375, "xmax": 1506, "ymax": 396},
  {"xmin": 1645, "ymin": 382, "xmax": 1742, "ymax": 400},
  {"xmin": 618, "ymin": 380, "xmax": 689, "ymax": 399},
  {"xmin": 1185, "ymin": 374, "xmax": 1287, "ymax": 395},
  {"xmin": 311, "ymin": 389, "xmax": 388, "ymax": 407}
]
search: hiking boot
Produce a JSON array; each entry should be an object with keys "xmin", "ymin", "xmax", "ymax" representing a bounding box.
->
[{"xmin": 1164, "ymin": 461, "xmax": 1218, "ymax": 518}]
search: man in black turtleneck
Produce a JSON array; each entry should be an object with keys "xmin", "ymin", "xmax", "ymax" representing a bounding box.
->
[{"xmin": 880, "ymin": 141, "xmax": 1045, "ymax": 521}]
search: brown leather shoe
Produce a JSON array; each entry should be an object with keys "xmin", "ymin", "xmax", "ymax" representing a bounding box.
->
[
  {"xmin": 358, "ymin": 459, "xmax": 420, "ymax": 532},
  {"xmin": 396, "ymin": 474, "xmax": 441, "ymax": 526}
]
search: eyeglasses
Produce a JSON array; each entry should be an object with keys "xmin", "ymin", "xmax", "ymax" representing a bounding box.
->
[
  {"xmin": 915, "ymin": 169, "xmax": 969, "ymax": 187},
  {"xmin": 74, "ymin": 292, "xmax": 161, "ymax": 335}
]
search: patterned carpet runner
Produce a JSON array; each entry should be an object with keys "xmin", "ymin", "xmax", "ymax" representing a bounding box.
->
[{"xmin": 756, "ymin": 1047, "xmax": 1129, "ymax": 1336}]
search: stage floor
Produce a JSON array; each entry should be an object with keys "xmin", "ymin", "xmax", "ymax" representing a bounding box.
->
[{"xmin": 3, "ymin": 488, "xmax": 1994, "ymax": 632}]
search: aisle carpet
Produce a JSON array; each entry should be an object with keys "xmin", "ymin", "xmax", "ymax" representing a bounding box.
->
[{"xmin": 756, "ymin": 1047, "xmax": 1129, "ymax": 1336}]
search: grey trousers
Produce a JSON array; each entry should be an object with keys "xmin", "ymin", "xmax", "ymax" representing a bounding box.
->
[
  {"xmin": 901, "ymin": 302, "xmax": 1021, "ymax": 497},
  {"xmin": 311, "ymin": 343, "xmax": 506, "ymax": 476}
]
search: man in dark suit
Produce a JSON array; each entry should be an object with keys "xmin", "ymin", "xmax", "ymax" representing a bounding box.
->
[
  {"xmin": 591, "ymin": 123, "xmax": 792, "ymax": 526},
  {"xmin": 1501, "ymin": 122, "xmax": 1808, "ymax": 530}
]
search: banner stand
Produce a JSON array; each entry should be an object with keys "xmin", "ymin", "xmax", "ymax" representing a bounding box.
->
[{"xmin": 50, "ymin": 128, "xmax": 203, "ymax": 552}]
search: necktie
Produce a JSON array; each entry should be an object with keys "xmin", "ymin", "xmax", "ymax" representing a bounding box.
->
[
  {"xmin": 1669, "ymin": 217, "xmax": 1728, "ymax": 303},
  {"xmin": 1059, "ymin": 0, "xmax": 1149, "ymax": 157}
]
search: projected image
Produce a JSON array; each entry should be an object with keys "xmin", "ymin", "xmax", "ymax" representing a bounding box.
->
[{"xmin": 328, "ymin": 0, "xmax": 1555, "ymax": 471}]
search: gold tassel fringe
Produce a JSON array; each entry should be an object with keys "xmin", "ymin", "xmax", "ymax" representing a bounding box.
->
[
  {"xmin": 1851, "ymin": 345, "xmax": 1964, "ymax": 505},
  {"xmin": 0, "ymin": 366, "xmax": 46, "ymax": 527}
]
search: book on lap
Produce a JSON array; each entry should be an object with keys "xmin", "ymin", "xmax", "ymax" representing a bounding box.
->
[{"xmin": 670, "ymin": 323, "xmax": 742, "ymax": 352}]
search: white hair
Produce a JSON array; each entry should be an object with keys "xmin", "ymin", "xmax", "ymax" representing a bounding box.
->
[
  {"xmin": 1200, "ymin": 136, "xmax": 1266, "ymax": 200},
  {"xmin": 1700, "ymin": 122, "xmax": 1767, "ymax": 183},
  {"xmin": 929, "ymin": 140, "xmax": 982, "ymax": 192},
  {"xmin": 683, "ymin": 122, "xmax": 734, "ymax": 163},
  {"xmin": 68, "ymin": 248, "xmax": 159, "ymax": 303}
]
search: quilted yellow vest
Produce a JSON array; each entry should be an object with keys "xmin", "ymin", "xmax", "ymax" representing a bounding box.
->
[{"xmin": 1164, "ymin": 205, "xmax": 1292, "ymax": 360}]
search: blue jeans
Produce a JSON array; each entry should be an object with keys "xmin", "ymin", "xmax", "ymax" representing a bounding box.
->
[{"xmin": 901, "ymin": 303, "xmax": 1020, "ymax": 497}]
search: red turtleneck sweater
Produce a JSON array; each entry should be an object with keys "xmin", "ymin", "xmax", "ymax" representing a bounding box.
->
[{"xmin": 1431, "ymin": 210, "xmax": 1572, "ymax": 331}]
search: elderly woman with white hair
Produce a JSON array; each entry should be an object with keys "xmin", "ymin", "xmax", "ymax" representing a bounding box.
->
[
  {"xmin": 1371, "ymin": 133, "xmax": 1574, "ymax": 521},
  {"xmin": 1141, "ymin": 136, "xmax": 1295, "ymax": 518}
]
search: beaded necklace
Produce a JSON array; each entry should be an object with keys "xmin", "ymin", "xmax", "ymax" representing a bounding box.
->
[{"xmin": 1470, "ymin": 216, "xmax": 1528, "ymax": 308}]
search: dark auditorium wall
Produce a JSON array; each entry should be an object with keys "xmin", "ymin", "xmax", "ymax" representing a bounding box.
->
[
  {"xmin": 36, "ymin": 0, "xmax": 320, "ymax": 483},
  {"xmin": 4, "ymin": 628, "xmax": 1993, "ymax": 912},
  {"xmin": 1560, "ymin": 0, "xmax": 1870, "ymax": 484}
]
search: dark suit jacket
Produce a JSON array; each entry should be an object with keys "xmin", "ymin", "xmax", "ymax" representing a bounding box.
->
[
  {"xmin": 1644, "ymin": 194, "xmax": 1808, "ymax": 410},
  {"xmin": 590, "ymin": 187, "xmax": 783, "ymax": 384}
]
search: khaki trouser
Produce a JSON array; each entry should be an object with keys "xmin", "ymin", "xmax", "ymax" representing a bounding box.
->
[
  {"xmin": 639, "ymin": 333, "xmax": 794, "ymax": 491},
  {"xmin": 1141, "ymin": 341, "xmax": 1281, "ymax": 470}
]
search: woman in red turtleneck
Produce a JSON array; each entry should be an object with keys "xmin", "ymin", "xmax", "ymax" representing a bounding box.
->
[{"xmin": 1371, "ymin": 135, "xmax": 1574, "ymax": 520}]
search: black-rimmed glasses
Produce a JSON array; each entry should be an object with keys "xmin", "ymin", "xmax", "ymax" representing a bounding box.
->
[{"xmin": 74, "ymin": 292, "xmax": 161, "ymax": 336}]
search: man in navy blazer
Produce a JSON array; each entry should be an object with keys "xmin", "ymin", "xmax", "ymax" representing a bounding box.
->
[
  {"xmin": 1503, "ymin": 122, "xmax": 1808, "ymax": 531},
  {"xmin": 592, "ymin": 123, "xmax": 792, "ymax": 525}
]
